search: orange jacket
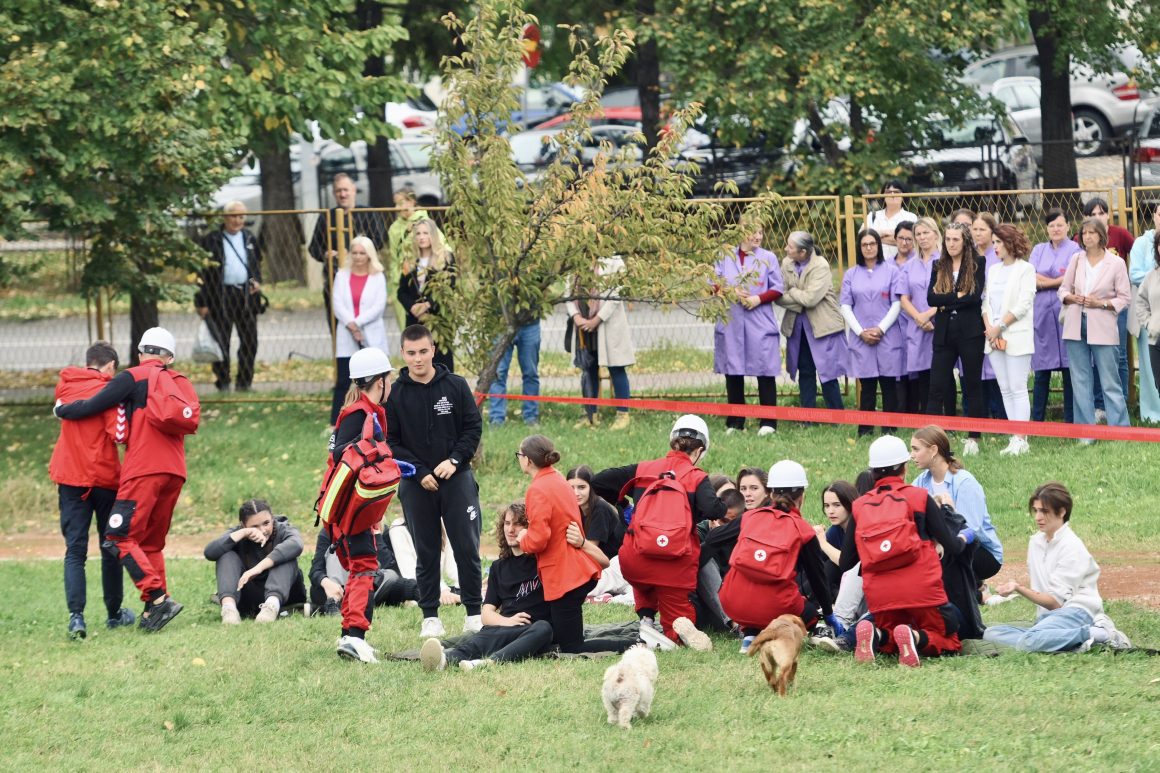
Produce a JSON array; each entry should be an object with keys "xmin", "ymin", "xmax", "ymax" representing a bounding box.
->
[
  {"xmin": 49, "ymin": 367, "xmax": 123, "ymax": 489},
  {"xmin": 519, "ymin": 466, "xmax": 600, "ymax": 601}
]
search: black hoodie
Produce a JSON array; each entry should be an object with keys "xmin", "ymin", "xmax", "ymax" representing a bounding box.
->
[{"xmin": 385, "ymin": 363, "xmax": 482, "ymax": 480}]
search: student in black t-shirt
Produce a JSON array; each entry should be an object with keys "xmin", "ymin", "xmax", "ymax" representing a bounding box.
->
[
  {"xmin": 565, "ymin": 465, "xmax": 625, "ymax": 560},
  {"xmin": 420, "ymin": 504, "xmax": 554, "ymax": 671}
]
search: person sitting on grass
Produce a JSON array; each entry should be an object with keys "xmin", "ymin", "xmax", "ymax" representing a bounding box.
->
[
  {"xmin": 566, "ymin": 465, "xmax": 625, "ymax": 561},
  {"xmin": 308, "ymin": 520, "xmax": 418, "ymax": 617},
  {"xmin": 420, "ymin": 504, "xmax": 557, "ymax": 672},
  {"xmin": 982, "ymin": 482, "xmax": 1131, "ymax": 652},
  {"xmin": 203, "ymin": 499, "xmax": 307, "ymax": 624}
]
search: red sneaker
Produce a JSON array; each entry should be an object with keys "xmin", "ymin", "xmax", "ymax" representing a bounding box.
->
[
  {"xmin": 894, "ymin": 624, "xmax": 921, "ymax": 668},
  {"xmin": 854, "ymin": 620, "xmax": 876, "ymax": 664}
]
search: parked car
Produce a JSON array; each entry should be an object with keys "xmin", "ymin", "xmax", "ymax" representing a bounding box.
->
[
  {"xmin": 317, "ymin": 138, "xmax": 444, "ymax": 207},
  {"xmin": 963, "ymin": 44, "xmax": 1150, "ymax": 156},
  {"xmin": 536, "ymin": 106, "xmax": 644, "ymax": 129},
  {"xmin": 451, "ymin": 82, "xmax": 584, "ymax": 134},
  {"xmin": 385, "ymin": 91, "xmax": 439, "ymax": 134},
  {"xmin": 1130, "ymin": 97, "xmax": 1160, "ymax": 188},
  {"xmin": 902, "ymin": 114, "xmax": 1039, "ymax": 206},
  {"xmin": 509, "ymin": 125, "xmax": 645, "ymax": 176},
  {"xmin": 210, "ymin": 149, "xmax": 303, "ymax": 213}
]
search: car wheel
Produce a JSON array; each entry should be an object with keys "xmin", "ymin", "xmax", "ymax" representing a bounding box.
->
[{"xmin": 1073, "ymin": 109, "xmax": 1111, "ymax": 157}]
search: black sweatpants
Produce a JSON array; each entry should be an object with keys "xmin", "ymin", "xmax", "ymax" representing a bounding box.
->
[
  {"xmin": 59, "ymin": 484, "xmax": 123, "ymax": 618},
  {"xmin": 214, "ymin": 551, "xmax": 307, "ymax": 617},
  {"xmin": 399, "ymin": 470, "xmax": 483, "ymax": 618},
  {"xmin": 725, "ymin": 374, "xmax": 778, "ymax": 430},
  {"xmin": 857, "ymin": 376, "xmax": 899, "ymax": 436},
  {"xmin": 928, "ymin": 321, "xmax": 985, "ymax": 439},
  {"xmin": 446, "ymin": 620, "xmax": 555, "ymax": 664},
  {"xmin": 208, "ymin": 286, "xmax": 259, "ymax": 391},
  {"xmin": 548, "ymin": 580, "xmax": 635, "ymax": 654}
]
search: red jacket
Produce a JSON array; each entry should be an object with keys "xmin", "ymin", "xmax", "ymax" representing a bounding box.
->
[
  {"xmin": 519, "ymin": 466, "xmax": 600, "ymax": 601},
  {"xmin": 719, "ymin": 506, "xmax": 815, "ymax": 630},
  {"xmin": 55, "ymin": 359, "xmax": 186, "ymax": 483},
  {"xmin": 49, "ymin": 367, "xmax": 123, "ymax": 489}
]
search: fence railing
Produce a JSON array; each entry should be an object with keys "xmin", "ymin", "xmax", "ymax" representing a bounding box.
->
[{"xmin": 2, "ymin": 186, "xmax": 1153, "ymax": 408}]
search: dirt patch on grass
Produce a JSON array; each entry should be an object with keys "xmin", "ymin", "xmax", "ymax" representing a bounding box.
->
[{"xmin": 993, "ymin": 552, "xmax": 1160, "ymax": 610}]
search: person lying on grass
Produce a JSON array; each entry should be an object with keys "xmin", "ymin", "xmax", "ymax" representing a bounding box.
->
[{"xmin": 982, "ymin": 482, "xmax": 1131, "ymax": 652}]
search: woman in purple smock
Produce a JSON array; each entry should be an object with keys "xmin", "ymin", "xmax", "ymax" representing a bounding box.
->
[
  {"xmin": 840, "ymin": 229, "xmax": 904, "ymax": 436},
  {"xmin": 897, "ymin": 216, "xmax": 942, "ymax": 413},
  {"xmin": 713, "ymin": 225, "xmax": 785, "ymax": 436},
  {"xmin": 1028, "ymin": 208, "xmax": 1081, "ymax": 423}
]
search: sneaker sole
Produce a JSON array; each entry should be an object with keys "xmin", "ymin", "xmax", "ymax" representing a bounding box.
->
[
  {"xmin": 894, "ymin": 625, "xmax": 921, "ymax": 668},
  {"xmin": 419, "ymin": 638, "xmax": 445, "ymax": 672},
  {"xmin": 142, "ymin": 602, "xmax": 183, "ymax": 633},
  {"xmin": 855, "ymin": 620, "xmax": 875, "ymax": 663},
  {"xmin": 810, "ymin": 636, "xmax": 841, "ymax": 653},
  {"xmin": 673, "ymin": 618, "xmax": 713, "ymax": 652}
]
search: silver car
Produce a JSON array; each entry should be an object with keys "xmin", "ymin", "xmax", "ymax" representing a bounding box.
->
[
  {"xmin": 317, "ymin": 138, "xmax": 444, "ymax": 207},
  {"xmin": 964, "ymin": 45, "xmax": 1150, "ymax": 156}
]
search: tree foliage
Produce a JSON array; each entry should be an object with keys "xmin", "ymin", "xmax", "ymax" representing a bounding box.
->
[
  {"xmin": 432, "ymin": 0, "xmax": 774, "ymax": 392},
  {"xmin": 659, "ymin": 0, "xmax": 1008, "ymax": 193}
]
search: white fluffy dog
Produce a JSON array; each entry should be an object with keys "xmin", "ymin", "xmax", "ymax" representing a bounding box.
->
[{"xmin": 601, "ymin": 645, "xmax": 658, "ymax": 729}]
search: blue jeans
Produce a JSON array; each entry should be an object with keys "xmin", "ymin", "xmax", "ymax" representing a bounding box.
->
[
  {"xmin": 797, "ymin": 333, "xmax": 843, "ymax": 410},
  {"xmin": 488, "ymin": 322, "xmax": 541, "ymax": 424},
  {"xmin": 983, "ymin": 606, "xmax": 1093, "ymax": 652},
  {"xmin": 1031, "ymin": 369, "xmax": 1073, "ymax": 423},
  {"xmin": 582, "ymin": 364, "xmax": 631, "ymax": 417},
  {"xmin": 1067, "ymin": 316, "xmax": 1129, "ymax": 428},
  {"xmin": 1093, "ymin": 308, "xmax": 1130, "ymax": 412}
]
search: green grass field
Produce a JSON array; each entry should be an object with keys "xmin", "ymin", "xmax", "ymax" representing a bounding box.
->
[{"xmin": 2, "ymin": 400, "xmax": 1158, "ymax": 770}]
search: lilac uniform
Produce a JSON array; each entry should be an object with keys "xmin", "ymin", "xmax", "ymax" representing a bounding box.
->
[
  {"xmin": 785, "ymin": 262, "xmax": 849, "ymax": 384},
  {"xmin": 713, "ymin": 247, "xmax": 785, "ymax": 377},
  {"xmin": 898, "ymin": 252, "xmax": 940, "ymax": 376},
  {"xmin": 1029, "ymin": 239, "xmax": 1082, "ymax": 371},
  {"xmin": 841, "ymin": 262, "xmax": 905, "ymax": 378}
]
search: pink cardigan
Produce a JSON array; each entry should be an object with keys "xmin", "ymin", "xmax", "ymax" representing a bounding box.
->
[{"xmin": 1058, "ymin": 252, "xmax": 1130, "ymax": 345}]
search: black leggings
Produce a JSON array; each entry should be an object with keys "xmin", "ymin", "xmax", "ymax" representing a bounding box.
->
[
  {"xmin": 549, "ymin": 580, "xmax": 634, "ymax": 654},
  {"xmin": 725, "ymin": 374, "xmax": 778, "ymax": 430},
  {"xmin": 928, "ymin": 324, "xmax": 985, "ymax": 439},
  {"xmin": 446, "ymin": 620, "xmax": 554, "ymax": 664},
  {"xmin": 857, "ymin": 377, "xmax": 899, "ymax": 436}
]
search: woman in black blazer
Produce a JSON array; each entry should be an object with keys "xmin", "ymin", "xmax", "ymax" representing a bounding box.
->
[{"xmin": 926, "ymin": 222, "xmax": 988, "ymax": 454}]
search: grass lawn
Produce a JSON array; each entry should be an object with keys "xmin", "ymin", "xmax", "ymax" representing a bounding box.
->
[{"xmin": 3, "ymin": 399, "xmax": 1159, "ymax": 770}]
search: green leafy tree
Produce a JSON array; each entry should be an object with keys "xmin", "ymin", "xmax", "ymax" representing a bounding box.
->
[
  {"xmin": 659, "ymin": 0, "xmax": 1007, "ymax": 193},
  {"xmin": 432, "ymin": 0, "xmax": 773, "ymax": 392},
  {"xmin": 0, "ymin": 0, "xmax": 238, "ymax": 357}
]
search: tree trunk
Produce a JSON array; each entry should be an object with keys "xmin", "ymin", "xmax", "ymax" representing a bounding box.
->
[
  {"xmin": 1031, "ymin": 9, "xmax": 1080, "ymax": 194},
  {"xmin": 358, "ymin": 0, "xmax": 395, "ymax": 208},
  {"xmin": 473, "ymin": 325, "xmax": 520, "ymax": 397},
  {"xmin": 128, "ymin": 293, "xmax": 159, "ymax": 367},
  {"xmin": 635, "ymin": 0, "xmax": 661, "ymax": 152},
  {"xmin": 258, "ymin": 147, "xmax": 306, "ymax": 283}
]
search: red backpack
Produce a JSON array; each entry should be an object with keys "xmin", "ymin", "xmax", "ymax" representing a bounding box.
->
[
  {"xmin": 146, "ymin": 366, "xmax": 200, "ymax": 436},
  {"xmin": 619, "ymin": 471, "xmax": 695, "ymax": 560},
  {"xmin": 315, "ymin": 412, "xmax": 403, "ymax": 538},
  {"xmin": 852, "ymin": 483, "xmax": 929, "ymax": 572},
  {"xmin": 729, "ymin": 507, "xmax": 805, "ymax": 583}
]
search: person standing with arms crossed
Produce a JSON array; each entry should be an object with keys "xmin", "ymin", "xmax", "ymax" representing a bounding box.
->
[{"xmin": 386, "ymin": 324, "xmax": 484, "ymax": 639}]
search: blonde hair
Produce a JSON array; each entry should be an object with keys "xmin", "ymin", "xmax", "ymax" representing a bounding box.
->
[
  {"xmin": 914, "ymin": 216, "xmax": 942, "ymax": 256},
  {"xmin": 410, "ymin": 219, "xmax": 449, "ymax": 272},
  {"xmin": 340, "ymin": 382, "xmax": 362, "ymax": 410},
  {"xmin": 344, "ymin": 235, "xmax": 385, "ymax": 274}
]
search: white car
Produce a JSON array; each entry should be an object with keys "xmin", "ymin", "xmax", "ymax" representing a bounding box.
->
[
  {"xmin": 317, "ymin": 138, "xmax": 444, "ymax": 207},
  {"xmin": 385, "ymin": 93, "xmax": 439, "ymax": 134},
  {"xmin": 1130, "ymin": 97, "xmax": 1160, "ymax": 187}
]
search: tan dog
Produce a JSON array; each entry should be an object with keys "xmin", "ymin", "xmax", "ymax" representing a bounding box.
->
[
  {"xmin": 602, "ymin": 645, "xmax": 659, "ymax": 729},
  {"xmin": 746, "ymin": 614, "xmax": 808, "ymax": 696}
]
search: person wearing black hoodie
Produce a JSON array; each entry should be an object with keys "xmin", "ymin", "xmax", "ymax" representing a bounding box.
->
[{"xmin": 386, "ymin": 324, "xmax": 484, "ymax": 639}]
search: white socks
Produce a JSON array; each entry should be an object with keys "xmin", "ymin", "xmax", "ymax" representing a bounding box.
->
[{"xmin": 1090, "ymin": 626, "xmax": 1110, "ymax": 643}]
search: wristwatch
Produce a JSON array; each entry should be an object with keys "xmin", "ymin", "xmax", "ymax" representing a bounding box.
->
[{"xmin": 449, "ymin": 458, "xmax": 460, "ymax": 467}]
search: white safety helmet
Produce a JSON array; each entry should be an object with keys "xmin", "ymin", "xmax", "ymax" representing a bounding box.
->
[
  {"xmin": 670, "ymin": 414, "xmax": 710, "ymax": 451},
  {"xmin": 767, "ymin": 460, "xmax": 808, "ymax": 490},
  {"xmin": 868, "ymin": 435, "xmax": 910, "ymax": 469},
  {"xmin": 349, "ymin": 347, "xmax": 394, "ymax": 380},
  {"xmin": 137, "ymin": 327, "xmax": 176, "ymax": 356}
]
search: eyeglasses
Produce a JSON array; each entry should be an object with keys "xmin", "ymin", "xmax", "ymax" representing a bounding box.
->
[
  {"xmin": 514, "ymin": 451, "xmax": 526, "ymax": 459},
  {"xmin": 860, "ymin": 241, "xmax": 878, "ymax": 248}
]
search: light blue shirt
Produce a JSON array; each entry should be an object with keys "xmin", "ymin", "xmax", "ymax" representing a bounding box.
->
[
  {"xmin": 912, "ymin": 467, "xmax": 1003, "ymax": 562},
  {"xmin": 1129, "ymin": 229, "xmax": 1155, "ymax": 286},
  {"xmin": 221, "ymin": 230, "xmax": 250, "ymax": 286}
]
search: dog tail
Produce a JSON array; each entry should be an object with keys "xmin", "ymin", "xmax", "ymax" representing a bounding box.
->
[{"xmin": 746, "ymin": 626, "xmax": 780, "ymax": 657}]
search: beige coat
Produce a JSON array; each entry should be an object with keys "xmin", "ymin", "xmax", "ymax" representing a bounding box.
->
[
  {"xmin": 1135, "ymin": 268, "xmax": 1160, "ymax": 345},
  {"xmin": 775, "ymin": 253, "xmax": 845, "ymax": 339},
  {"xmin": 565, "ymin": 257, "xmax": 636, "ymax": 368}
]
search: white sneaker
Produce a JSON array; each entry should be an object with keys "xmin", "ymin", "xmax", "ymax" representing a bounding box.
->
[
  {"xmin": 459, "ymin": 658, "xmax": 492, "ymax": 671},
  {"xmin": 255, "ymin": 601, "xmax": 280, "ymax": 623},
  {"xmin": 220, "ymin": 605, "xmax": 241, "ymax": 625},
  {"xmin": 725, "ymin": 427, "xmax": 742, "ymax": 435},
  {"xmin": 1101, "ymin": 627, "xmax": 1133, "ymax": 650},
  {"xmin": 1014, "ymin": 436, "xmax": 1031, "ymax": 456},
  {"xmin": 1095, "ymin": 408, "xmax": 1107, "ymax": 424},
  {"xmin": 420, "ymin": 637, "xmax": 446, "ymax": 671},
  {"xmin": 336, "ymin": 635, "xmax": 378, "ymax": 663},
  {"xmin": 961, "ymin": 438, "xmax": 979, "ymax": 456},
  {"xmin": 638, "ymin": 620, "xmax": 677, "ymax": 651},
  {"xmin": 673, "ymin": 617, "xmax": 713, "ymax": 652},
  {"xmin": 739, "ymin": 634, "xmax": 755, "ymax": 654},
  {"xmin": 999, "ymin": 436, "xmax": 1020, "ymax": 456},
  {"xmin": 756, "ymin": 425, "xmax": 776, "ymax": 437},
  {"xmin": 463, "ymin": 614, "xmax": 483, "ymax": 634},
  {"xmin": 420, "ymin": 616, "xmax": 446, "ymax": 638}
]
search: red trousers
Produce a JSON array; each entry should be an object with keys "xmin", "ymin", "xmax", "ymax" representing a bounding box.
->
[
  {"xmin": 633, "ymin": 583, "xmax": 697, "ymax": 643},
  {"xmin": 875, "ymin": 607, "xmax": 961, "ymax": 655},
  {"xmin": 333, "ymin": 528, "xmax": 378, "ymax": 633},
  {"xmin": 106, "ymin": 473, "xmax": 183, "ymax": 603}
]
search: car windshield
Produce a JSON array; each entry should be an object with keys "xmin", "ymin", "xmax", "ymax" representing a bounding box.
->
[
  {"xmin": 931, "ymin": 118, "xmax": 1001, "ymax": 147},
  {"xmin": 1145, "ymin": 105, "xmax": 1160, "ymax": 139}
]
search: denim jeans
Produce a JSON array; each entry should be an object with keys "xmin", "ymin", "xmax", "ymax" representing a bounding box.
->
[
  {"xmin": 1031, "ymin": 369, "xmax": 1073, "ymax": 423},
  {"xmin": 798, "ymin": 333, "xmax": 843, "ymax": 410},
  {"xmin": 982, "ymin": 606, "xmax": 1093, "ymax": 652},
  {"xmin": 488, "ymin": 321, "xmax": 541, "ymax": 424},
  {"xmin": 1093, "ymin": 308, "xmax": 1129, "ymax": 412},
  {"xmin": 581, "ymin": 364, "xmax": 631, "ymax": 417},
  {"xmin": 1067, "ymin": 316, "xmax": 1129, "ymax": 428}
]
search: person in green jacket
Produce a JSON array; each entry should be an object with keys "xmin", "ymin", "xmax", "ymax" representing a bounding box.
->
[{"xmin": 387, "ymin": 189, "xmax": 442, "ymax": 329}]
